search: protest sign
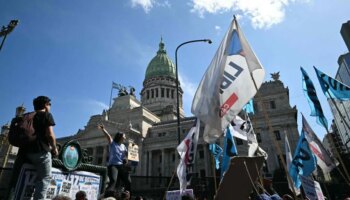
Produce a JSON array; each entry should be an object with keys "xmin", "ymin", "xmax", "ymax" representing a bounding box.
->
[
  {"xmin": 128, "ymin": 143, "xmax": 139, "ymax": 162},
  {"xmin": 300, "ymin": 175, "xmax": 325, "ymax": 200},
  {"xmin": 14, "ymin": 164, "xmax": 102, "ymax": 200},
  {"xmin": 166, "ymin": 189, "xmax": 194, "ymax": 200}
]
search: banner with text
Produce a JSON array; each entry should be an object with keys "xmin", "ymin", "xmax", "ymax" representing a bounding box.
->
[{"xmin": 14, "ymin": 164, "xmax": 102, "ymax": 200}]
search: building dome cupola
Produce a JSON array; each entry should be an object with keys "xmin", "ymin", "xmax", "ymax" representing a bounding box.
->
[{"xmin": 145, "ymin": 38, "xmax": 176, "ymax": 80}]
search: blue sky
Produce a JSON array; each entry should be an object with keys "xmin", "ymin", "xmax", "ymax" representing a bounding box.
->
[{"xmin": 1, "ymin": 0, "xmax": 349, "ymax": 140}]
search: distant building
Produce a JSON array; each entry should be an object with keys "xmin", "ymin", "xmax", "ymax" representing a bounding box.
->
[
  {"xmin": 323, "ymin": 122, "xmax": 347, "ymax": 157},
  {"xmin": 328, "ymin": 53, "xmax": 350, "ymax": 153},
  {"xmin": 340, "ymin": 21, "xmax": 350, "ymax": 51},
  {"xmin": 0, "ymin": 124, "xmax": 19, "ymax": 193}
]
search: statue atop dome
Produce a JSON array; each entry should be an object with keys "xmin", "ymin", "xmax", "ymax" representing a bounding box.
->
[{"xmin": 271, "ymin": 72, "xmax": 280, "ymax": 81}]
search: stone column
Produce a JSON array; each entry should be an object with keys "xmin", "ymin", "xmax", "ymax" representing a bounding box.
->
[
  {"xmin": 203, "ymin": 144, "xmax": 210, "ymax": 176},
  {"xmin": 148, "ymin": 150, "xmax": 152, "ymax": 176},
  {"xmin": 92, "ymin": 147, "xmax": 97, "ymax": 165},
  {"xmin": 102, "ymin": 146, "xmax": 108, "ymax": 165},
  {"xmin": 161, "ymin": 149, "xmax": 165, "ymax": 176}
]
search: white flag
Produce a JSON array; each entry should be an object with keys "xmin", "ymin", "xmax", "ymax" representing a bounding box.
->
[
  {"xmin": 191, "ymin": 16, "xmax": 265, "ymax": 143},
  {"xmin": 177, "ymin": 119, "xmax": 200, "ymax": 193},
  {"xmin": 285, "ymin": 134, "xmax": 300, "ymax": 195},
  {"xmin": 230, "ymin": 115, "xmax": 251, "ymax": 140},
  {"xmin": 302, "ymin": 115, "xmax": 338, "ymax": 173},
  {"xmin": 231, "ymin": 115, "xmax": 267, "ymax": 158}
]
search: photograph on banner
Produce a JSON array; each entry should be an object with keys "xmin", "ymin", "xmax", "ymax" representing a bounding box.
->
[
  {"xmin": 58, "ymin": 180, "xmax": 73, "ymax": 196},
  {"xmin": 14, "ymin": 164, "xmax": 103, "ymax": 200},
  {"xmin": 45, "ymin": 184, "xmax": 57, "ymax": 199},
  {"xmin": 166, "ymin": 189, "xmax": 194, "ymax": 200}
]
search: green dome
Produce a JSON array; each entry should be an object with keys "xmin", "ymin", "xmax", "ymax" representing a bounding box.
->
[{"xmin": 145, "ymin": 38, "xmax": 176, "ymax": 80}]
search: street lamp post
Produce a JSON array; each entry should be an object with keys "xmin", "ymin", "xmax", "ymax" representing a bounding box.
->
[
  {"xmin": 175, "ymin": 39, "xmax": 212, "ymax": 144},
  {"xmin": 0, "ymin": 20, "xmax": 19, "ymax": 52}
]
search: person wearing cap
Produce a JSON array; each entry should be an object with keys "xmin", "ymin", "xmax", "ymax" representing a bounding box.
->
[{"xmin": 98, "ymin": 124, "xmax": 131, "ymax": 192}]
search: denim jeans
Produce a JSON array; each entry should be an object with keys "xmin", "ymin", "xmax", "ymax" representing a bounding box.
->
[
  {"xmin": 26, "ymin": 151, "xmax": 52, "ymax": 200},
  {"xmin": 106, "ymin": 165, "xmax": 131, "ymax": 192}
]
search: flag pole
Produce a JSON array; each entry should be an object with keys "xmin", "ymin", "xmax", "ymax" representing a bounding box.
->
[
  {"xmin": 243, "ymin": 110, "xmax": 265, "ymax": 189},
  {"xmin": 248, "ymin": 72, "xmax": 298, "ymax": 199},
  {"xmin": 108, "ymin": 83, "xmax": 114, "ymax": 120},
  {"xmin": 163, "ymin": 171, "xmax": 176, "ymax": 200},
  {"xmin": 211, "ymin": 155, "xmax": 218, "ymax": 194}
]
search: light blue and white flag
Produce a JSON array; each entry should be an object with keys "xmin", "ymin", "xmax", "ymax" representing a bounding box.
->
[
  {"xmin": 191, "ymin": 16, "xmax": 265, "ymax": 143},
  {"xmin": 112, "ymin": 81, "xmax": 119, "ymax": 89},
  {"xmin": 243, "ymin": 99, "xmax": 255, "ymax": 114},
  {"xmin": 209, "ymin": 143, "xmax": 223, "ymax": 170},
  {"xmin": 301, "ymin": 67, "xmax": 328, "ymax": 130},
  {"xmin": 289, "ymin": 130, "xmax": 317, "ymax": 188},
  {"xmin": 314, "ymin": 66, "xmax": 350, "ymax": 100},
  {"xmin": 221, "ymin": 125, "xmax": 238, "ymax": 178}
]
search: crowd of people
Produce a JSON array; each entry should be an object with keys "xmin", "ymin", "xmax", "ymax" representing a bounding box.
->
[
  {"xmin": 4, "ymin": 95, "xmax": 350, "ymax": 199},
  {"xmin": 49, "ymin": 189, "xmax": 141, "ymax": 200}
]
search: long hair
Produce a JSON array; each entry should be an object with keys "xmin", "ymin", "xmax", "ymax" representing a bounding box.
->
[{"xmin": 113, "ymin": 132, "xmax": 125, "ymax": 143}]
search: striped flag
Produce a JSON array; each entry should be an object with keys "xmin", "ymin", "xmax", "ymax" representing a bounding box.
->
[
  {"xmin": 301, "ymin": 67, "xmax": 328, "ymax": 130},
  {"xmin": 314, "ymin": 66, "xmax": 350, "ymax": 100}
]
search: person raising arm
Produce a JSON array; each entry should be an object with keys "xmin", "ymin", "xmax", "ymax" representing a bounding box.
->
[{"xmin": 97, "ymin": 124, "xmax": 131, "ymax": 192}]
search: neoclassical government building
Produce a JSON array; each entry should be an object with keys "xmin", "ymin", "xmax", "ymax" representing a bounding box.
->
[{"xmin": 56, "ymin": 39, "xmax": 300, "ymax": 179}]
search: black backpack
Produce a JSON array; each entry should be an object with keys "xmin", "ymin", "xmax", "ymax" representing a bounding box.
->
[{"xmin": 8, "ymin": 112, "xmax": 37, "ymax": 148}]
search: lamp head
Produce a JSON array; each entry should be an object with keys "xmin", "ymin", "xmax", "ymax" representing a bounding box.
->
[{"xmin": 206, "ymin": 39, "xmax": 212, "ymax": 44}]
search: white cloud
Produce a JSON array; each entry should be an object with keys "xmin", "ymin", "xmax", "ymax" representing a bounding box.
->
[
  {"xmin": 190, "ymin": 0, "xmax": 311, "ymax": 29},
  {"xmin": 130, "ymin": 0, "xmax": 154, "ymax": 13},
  {"xmin": 129, "ymin": 0, "xmax": 171, "ymax": 13},
  {"xmin": 215, "ymin": 25, "xmax": 221, "ymax": 35}
]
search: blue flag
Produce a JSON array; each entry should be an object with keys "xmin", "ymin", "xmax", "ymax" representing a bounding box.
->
[
  {"xmin": 209, "ymin": 144, "xmax": 223, "ymax": 170},
  {"xmin": 243, "ymin": 99, "xmax": 255, "ymax": 114},
  {"xmin": 289, "ymin": 131, "xmax": 317, "ymax": 188},
  {"xmin": 314, "ymin": 66, "xmax": 350, "ymax": 100},
  {"xmin": 221, "ymin": 125, "xmax": 238, "ymax": 177},
  {"xmin": 301, "ymin": 67, "xmax": 328, "ymax": 130}
]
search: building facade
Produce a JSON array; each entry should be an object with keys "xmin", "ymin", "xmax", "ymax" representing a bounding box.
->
[
  {"xmin": 0, "ymin": 39, "xmax": 300, "ymax": 182},
  {"xmin": 327, "ymin": 52, "xmax": 350, "ymax": 153},
  {"xmin": 56, "ymin": 39, "xmax": 300, "ymax": 180},
  {"xmin": 341, "ymin": 21, "xmax": 350, "ymax": 51}
]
